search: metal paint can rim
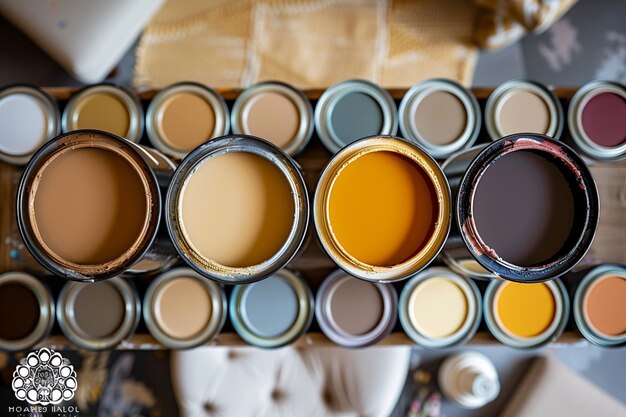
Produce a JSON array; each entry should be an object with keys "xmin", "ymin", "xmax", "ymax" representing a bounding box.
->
[
  {"xmin": 314, "ymin": 135, "xmax": 451, "ymax": 283},
  {"xmin": 456, "ymin": 134, "xmax": 599, "ymax": 283},
  {"xmin": 16, "ymin": 130, "xmax": 162, "ymax": 282}
]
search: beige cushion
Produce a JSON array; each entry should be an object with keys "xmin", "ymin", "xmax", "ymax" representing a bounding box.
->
[{"xmin": 171, "ymin": 346, "xmax": 411, "ymax": 417}]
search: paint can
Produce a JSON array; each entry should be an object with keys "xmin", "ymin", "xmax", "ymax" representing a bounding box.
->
[
  {"xmin": 57, "ymin": 276, "xmax": 140, "ymax": 350},
  {"xmin": 166, "ymin": 135, "xmax": 309, "ymax": 284},
  {"xmin": 314, "ymin": 136, "xmax": 451, "ymax": 282},
  {"xmin": 315, "ymin": 79, "xmax": 398, "ymax": 153},
  {"xmin": 0, "ymin": 85, "xmax": 60, "ymax": 165},
  {"xmin": 399, "ymin": 267, "xmax": 481, "ymax": 348},
  {"xmin": 229, "ymin": 269, "xmax": 313, "ymax": 348},
  {"xmin": 315, "ymin": 269, "xmax": 397, "ymax": 348},
  {"xmin": 485, "ymin": 80, "xmax": 563, "ymax": 141},
  {"xmin": 456, "ymin": 134, "xmax": 599, "ymax": 282},
  {"xmin": 399, "ymin": 78, "xmax": 481, "ymax": 159},
  {"xmin": 232, "ymin": 81, "xmax": 313, "ymax": 156},
  {"xmin": 568, "ymin": 80, "xmax": 626, "ymax": 160},
  {"xmin": 146, "ymin": 82, "xmax": 230, "ymax": 159},
  {"xmin": 573, "ymin": 264, "xmax": 626, "ymax": 347},
  {"xmin": 17, "ymin": 130, "xmax": 167, "ymax": 281},
  {"xmin": 0, "ymin": 272, "xmax": 54, "ymax": 352},
  {"xmin": 143, "ymin": 267, "xmax": 227, "ymax": 349},
  {"xmin": 483, "ymin": 278, "xmax": 569, "ymax": 348},
  {"xmin": 62, "ymin": 84, "xmax": 144, "ymax": 143}
]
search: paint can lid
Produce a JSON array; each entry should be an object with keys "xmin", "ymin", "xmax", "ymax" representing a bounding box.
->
[
  {"xmin": 0, "ymin": 272, "xmax": 54, "ymax": 352},
  {"xmin": 485, "ymin": 80, "xmax": 563, "ymax": 141},
  {"xmin": 567, "ymin": 80, "xmax": 626, "ymax": 161},
  {"xmin": 399, "ymin": 79, "xmax": 480, "ymax": 159},
  {"xmin": 232, "ymin": 81, "xmax": 313, "ymax": 156},
  {"xmin": 315, "ymin": 269, "xmax": 397, "ymax": 348},
  {"xmin": 0, "ymin": 85, "xmax": 60, "ymax": 165},
  {"xmin": 62, "ymin": 84, "xmax": 144, "ymax": 143},
  {"xmin": 57, "ymin": 276, "xmax": 139, "ymax": 350},
  {"xmin": 146, "ymin": 82, "xmax": 230, "ymax": 159},
  {"xmin": 143, "ymin": 267, "xmax": 226, "ymax": 349},
  {"xmin": 398, "ymin": 267, "xmax": 481, "ymax": 348},
  {"xmin": 230, "ymin": 268, "xmax": 313, "ymax": 348},
  {"xmin": 315, "ymin": 79, "xmax": 398, "ymax": 153}
]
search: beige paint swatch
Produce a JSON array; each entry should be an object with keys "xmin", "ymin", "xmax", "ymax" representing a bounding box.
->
[
  {"xmin": 155, "ymin": 277, "xmax": 212, "ymax": 339},
  {"xmin": 409, "ymin": 277, "xmax": 468, "ymax": 339},
  {"xmin": 243, "ymin": 92, "xmax": 300, "ymax": 148},
  {"xmin": 415, "ymin": 91, "xmax": 467, "ymax": 145},
  {"xmin": 497, "ymin": 90, "xmax": 550, "ymax": 136},
  {"xmin": 180, "ymin": 152, "xmax": 294, "ymax": 267},
  {"xmin": 158, "ymin": 92, "xmax": 216, "ymax": 151}
]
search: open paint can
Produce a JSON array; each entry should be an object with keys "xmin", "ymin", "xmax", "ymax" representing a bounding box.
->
[
  {"xmin": 485, "ymin": 80, "xmax": 563, "ymax": 141},
  {"xmin": 0, "ymin": 272, "xmax": 54, "ymax": 352},
  {"xmin": 62, "ymin": 84, "xmax": 144, "ymax": 143},
  {"xmin": 314, "ymin": 136, "xmax": 451, "ymax": 282},
  {"xmin": 315, "ymin": 270, "xmax": 397, "ymax": 348},
  {"xmin": 232, "ymin": 81, "xmax": 313, "ymax": 156},
  {"xmin": 17, "ymin": 130, "xmax": 165, "ymax": 282},
  {"xmin": 457, "ymin": 134, "xmax": 599, "ymax": 282},
  {"xmin": 399, "ymin": 79, "xmax": 481, "ymax": 159},
  {"xmin": 0, "ymin": 85, "xmax": 60, "ymax": 165},
  {"xmin": 484, "ymin": 278, "xmax": 569, "ymax": 348},
  {"xmin": 399, "ymin": 267, "xmax": 481, "ymax": 348},
  {"xmin": 146, "ymin": 82, "xmax": 230, "ymax": 159},
  {"xmin": 166, "ymin": 135, "xmax": 309, "ymax": 284},
  {"xmin": 229, "ymin": 269, "xmax": 313, "ymax": 348},
  {"xmin": 573, "ymin": 264, "xmax": 626, "ymax": 347},
  {"xmin": 568, "ymin": 80, "xmax": 626, "ymax": 160},
  {"xmin": 143, "ymin": 267, "xmax": 227, "ymax": 349},
  {"xmin": 57, "ymin": 276, "xmax": 140, "ymax": 350},
  {"xmin": 315, "ymin": 79, "xmax": 398, "ymax": 153}
]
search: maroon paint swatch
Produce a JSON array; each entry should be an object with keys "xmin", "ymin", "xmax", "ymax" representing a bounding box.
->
[{"xmin": 581, "ymin": 92, "xmax": 626, "ymax": 147}]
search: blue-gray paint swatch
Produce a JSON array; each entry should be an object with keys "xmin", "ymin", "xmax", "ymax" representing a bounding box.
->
[
  {"xmin": 241, "ymin": 275, "xmax": 299, "ymax": 338},
  {"xmin": 330, "ymin": 92, "xmax": 384, "ymax": 145}
]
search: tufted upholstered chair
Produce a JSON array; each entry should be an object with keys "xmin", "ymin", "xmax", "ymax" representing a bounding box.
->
[{"xmin": 171, "ymin": 346, "xmax": 411, "ymax": 417}]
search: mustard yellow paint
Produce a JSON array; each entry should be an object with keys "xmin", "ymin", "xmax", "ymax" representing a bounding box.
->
[
  {"xmin": 495, "ymin": 282, "xmax": 556, "ymax": 338},
  {"xmin": 328, "ymin": 151, "xmax": 436, "ymax": 267}
]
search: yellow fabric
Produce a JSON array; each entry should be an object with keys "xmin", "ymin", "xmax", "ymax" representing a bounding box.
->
[{"xmin": 134, "ymin": 0, "xmax": 575, "ymax": 89}]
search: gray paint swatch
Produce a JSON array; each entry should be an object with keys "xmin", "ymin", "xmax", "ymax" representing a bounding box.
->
[
  {"xmin": 330, "ymin": 92, "xmax": 383, "ymax": 145},
  {"xmin": 241, "ymin": 275, "xmax": 299, "ymax": 338}
]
